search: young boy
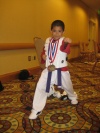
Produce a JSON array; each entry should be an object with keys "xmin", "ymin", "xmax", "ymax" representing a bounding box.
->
[{"xmin": 29, "ymin": 20, "xmax": 78, "ymax": 119}]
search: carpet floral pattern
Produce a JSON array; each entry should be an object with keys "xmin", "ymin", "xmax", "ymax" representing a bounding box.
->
[{"xmin": 0, "ymin": 62, "xmax": 100, "ymax": 133}]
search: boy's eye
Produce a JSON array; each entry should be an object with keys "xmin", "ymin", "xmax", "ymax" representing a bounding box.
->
[
  {"xmin": 53, "ymin": 30, "xmax": 56, "ymax": 32},
  {"xmin": 53, "ymin": 30, "xmax": 62, "ymax": 32}
]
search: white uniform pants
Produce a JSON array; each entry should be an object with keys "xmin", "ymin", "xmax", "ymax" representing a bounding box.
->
[{"xmin": 32, "ymin": 68, "xmax": 77, "ymax": 112}]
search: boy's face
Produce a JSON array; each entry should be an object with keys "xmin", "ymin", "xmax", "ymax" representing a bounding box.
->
[{"xmin": 51, "ymin": 26, "xmax": 64, "ymax": 40}]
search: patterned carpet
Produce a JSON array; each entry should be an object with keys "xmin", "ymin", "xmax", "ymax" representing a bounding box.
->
[{"xmin": 0, "ymin": 60, "xmax": 100, "ymax": 133}]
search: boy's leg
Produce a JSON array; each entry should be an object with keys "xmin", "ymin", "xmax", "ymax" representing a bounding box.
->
[
  {"xmin": 29, "ymin": 69, "xmax": 48, "ymax": 119},
  {"xmin": 61, "ymin": 71, "xmax": 78, "ymax": 104}
]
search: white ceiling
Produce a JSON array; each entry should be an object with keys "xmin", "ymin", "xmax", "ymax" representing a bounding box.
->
[{"xmin": 81, "ymin": 0, "xmax": 100, "ymax": 12}]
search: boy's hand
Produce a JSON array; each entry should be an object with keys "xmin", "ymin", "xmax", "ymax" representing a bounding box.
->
[
  {"xmin": 42, "ymin": 54, "xmax": 47, "ymax": 60},
  {"xmin": 64, "ymin": 38, "xmax": 72, "ymax": 44}
]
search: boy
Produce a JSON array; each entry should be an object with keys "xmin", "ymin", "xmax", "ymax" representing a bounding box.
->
[{"xmin": 29, "ymin": 20, "xmax": 78, "ymax": 119}]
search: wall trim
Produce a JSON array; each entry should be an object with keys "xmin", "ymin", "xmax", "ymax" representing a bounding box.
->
[
  {"xmin": 70, "ymin": 42, "xmax": 80, "ymax": 47},
  {"xmin": 0, "ymin": 43, "xmax": 35, "ymax": 50},
  {"xmin": 0, "ymin": 66, "xmax": 41, "ymax": 83},
  {"xmin": 0, "ymin": 42, "xmax": 80, "ymax": 50}
]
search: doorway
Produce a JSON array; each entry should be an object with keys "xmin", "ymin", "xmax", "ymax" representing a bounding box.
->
[{"xmin": 88, "ymin": 20, "xmax": 96, "ymax": 51}]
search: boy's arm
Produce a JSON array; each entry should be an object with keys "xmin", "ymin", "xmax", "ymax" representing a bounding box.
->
[
  {"xmin": 41, "ymin": 47, "xmax": 46, "ymax": 64},
  {"xmin": 60, "ymin": 38, "xmax": 72, "ymax": 54}
]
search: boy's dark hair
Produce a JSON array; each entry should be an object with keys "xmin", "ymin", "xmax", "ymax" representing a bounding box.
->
[{"xmin": 51, "ymin": 20, "xmax": 65, "ymax": 31}]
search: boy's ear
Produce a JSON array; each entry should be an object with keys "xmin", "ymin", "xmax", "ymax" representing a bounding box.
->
[
  {"xmin": 63, "ymin": 30, "xmax": 65, "ymax": 33},
  {"xmin": 62, "ymin": 30, "xmax": 65, "ymax": 35}
]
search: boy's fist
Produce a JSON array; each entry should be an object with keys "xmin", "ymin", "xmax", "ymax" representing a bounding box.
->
[{"xmin": 64, "ymin": 38, "xmax": 72, "ymax": 44}]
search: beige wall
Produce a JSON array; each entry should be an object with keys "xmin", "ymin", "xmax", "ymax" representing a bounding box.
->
[
  {"xmin": 0, "ymin": 0, "xmax": 91, "ymax": 43},
  {"xmin": 0, "ymin": 0, "xmax": 99, "ymax": 75},
  {"xmin": 0, "ymin": 49, "xmax": 39, "ymax": 75}
]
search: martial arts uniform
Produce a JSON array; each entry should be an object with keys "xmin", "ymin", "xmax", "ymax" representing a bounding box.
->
[{"xmin": 31, "ymin": 37, "xmax": 78, "ymax": 114}]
